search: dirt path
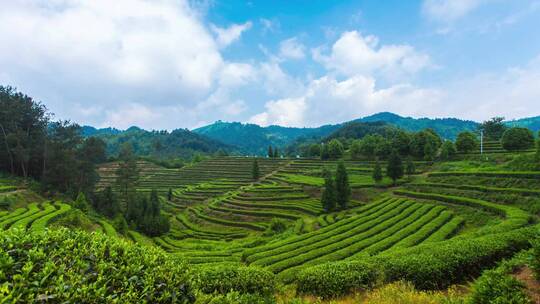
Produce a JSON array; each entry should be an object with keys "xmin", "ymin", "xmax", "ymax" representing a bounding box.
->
[{"xmin": 513, "ymin": 266, "xmax": 540, "ymax": 303}]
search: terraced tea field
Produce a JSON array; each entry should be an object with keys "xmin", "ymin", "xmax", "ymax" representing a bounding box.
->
[
  {"xmin": 2, "ymin": 153, "xmax": 539, "ymax": 300},
  {"xmin": 92, "ymin": 154, "xmax": 540, "ymax": 289}
]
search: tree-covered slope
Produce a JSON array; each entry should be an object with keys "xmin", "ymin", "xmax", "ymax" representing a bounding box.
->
[
  {"xmin": 356, "ymin": 112, "xmax": 479, "ymax": 140},
  {"xmin": 83, "ymin": 126, "xmax": 231, "ymax": 159},
  {"xmin": 193, "ymin": 121, "xmax": 339, "ymax": 155},
  {"xmin": 506, "ymin": 115, "xmax": 540, "ymax": 132}
]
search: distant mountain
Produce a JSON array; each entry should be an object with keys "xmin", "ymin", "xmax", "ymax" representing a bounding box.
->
[
  {"xmin": 82, "ymin": 126, "xmax": 230, "ymax": 159},
  {"xmin": 355, "ymin": 112, "xmax": 479, "ymax": 140},
  {"xmin": 506, "ymin": 116, "xmax": 540, "ymax": 132},
  {"xmin": 193, "ymin": 121, "xmax": 340, "ymax": 155}
]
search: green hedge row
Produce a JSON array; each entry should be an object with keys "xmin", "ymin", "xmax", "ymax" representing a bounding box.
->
[
  {"xmin": 192, "ymin": 265, "xmax": 276, "ymax": 296},
  {"xmin": 394, "ymin": 190, "xmax": 531, "ymax": 235},
  {"xmin": 428, "ymin": 171, "xmax": 540, "ymax": 179},
  {"xmin": 208, "ymin": 202, "xmax": 301, "ymax": 220},
  {"xmin": 266, "ymin": 203, "xmax": 423, "ymax": 274},
  {"xmin": 242, "ymin": 197, "xmax": 395, "ymax": 260},
  {"xmin": 30, "ymin": 203, "xmax": 71, "ymax": 232},
  {"xmin": 296, "ymin": 227, "xmax": 535, "ymax": 298},
  {"xmin": 411, "ymin": 182, "xmax": 540, "ymax": 196},
  {"xmin": 10, "ymin": 202, "xmax": 57, "ymax": 230},
  {"xmin": 189, "ymin": 207, "xmax": 266, "ymax": 231},
  {"xmin": 244, "ymin": 198, "xmax": 404, "ymax": 264},
  {"xmin": 392, "ymin": 210, "xmax": 453, "ymax": 249},
  {"xmin": 224, "ymin": 199, "xmax": 321, "ymax": 216},
  {"xmin": 0, "ymin": 203, "xmax": 40, "ymax": 229}
]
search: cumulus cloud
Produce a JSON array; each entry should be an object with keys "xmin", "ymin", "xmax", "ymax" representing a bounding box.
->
[
  {"xmin": 313, "ymin": 31, "xmax": 431, "ymax": 80},
  {"xmin": 279, "ymin": 37, "xmax": 306, "ymax": 60},
  {"xmin": 249, "ymin": 75, "xmax": 442, "ymax": 127},
  {"xmin": 0, "ymin": 0, "xmax": 254, "ymax": 129},
  {"xmin": 211, "ymin": 21, "xmax": 252, "ymax": 48}
]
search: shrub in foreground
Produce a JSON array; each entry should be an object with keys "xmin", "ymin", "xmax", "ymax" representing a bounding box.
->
[
  {"xmin": 296, "ymin": 227, "xmax": 534, "ymax": 297},
  {"xmin": 468, "ymin": 269, "xmax": 531, "ymax": 304},
  {"xmin": 192, "ymin": 265, "xmax": 276, "ymax": 296},
  {"xmin": 0, "ymin": 228, "xmax": 194, "ymax": 303}
]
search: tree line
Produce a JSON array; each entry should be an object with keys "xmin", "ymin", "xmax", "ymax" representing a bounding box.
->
[{"xmin": 321, "ymin": 161, "xmax": 351, "ymax": 212}]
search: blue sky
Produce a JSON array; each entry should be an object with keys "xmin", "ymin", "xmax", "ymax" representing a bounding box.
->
[{"xmin": 1, "ymin": 0, "xmax": 539, "ymax": 130}]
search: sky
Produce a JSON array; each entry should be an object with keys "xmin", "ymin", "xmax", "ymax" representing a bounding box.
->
[{"xmin": 1, "ymin": 0, "xmax": 540, "ymax": 130}]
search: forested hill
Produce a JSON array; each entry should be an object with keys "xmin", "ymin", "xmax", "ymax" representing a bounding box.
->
[
  {"xmin": 82, "ymin": 126, "xmax": 230, "ymax": 159},
  {"xmin": 193, "ymin": 113, "xmax": 480, "ymax": 155},
  {"xmin": 355, "ymin": 112, "xmax": 479, "ymax": 140},
  {"xmin": 506, "ymin": 116, "xmax": 540, "ymax": 132},
  {"xmin": 193, "ymin": 121, "xmax": 340, "ymax": 155}
]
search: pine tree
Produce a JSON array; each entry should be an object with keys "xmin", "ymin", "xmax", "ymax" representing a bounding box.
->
[
  {"xmin": 406, "ymin": 157, "xmax": 416, "ymax": 177},
  {"xmin": 387, "ymin": 151, "xmax": 404, "ymax": 185},
  {"xmin": 372, "ymin": 161, "xmax": 383, "ymax": 183},
  {"xmin": 149, "ymin": 189, "xmax": 160, "ymax": 217},
  {"xmin": 252, "ymin": 159, "xmax": 260, "ymax": 180},
  {"xmin": 320, "ymin": 168, "xmax": 335, "ymax": 212},
  {"xmin": 274, "ymin": 147, "xmax": 279, "ymax": 158},
  {"xmin": 335, "ymin": 161, "xmax": 351, "ymax": 209},
  {"xmin": 167, "ymin": 188, "xmax": 173, "ymax": 201},
  {"xmin": 321, "ymin": 144, "xmax": 330, "ymax": 160},
  {"xmin": 268, "ymin": 145, "xmax": 274, "ymax": 158}
]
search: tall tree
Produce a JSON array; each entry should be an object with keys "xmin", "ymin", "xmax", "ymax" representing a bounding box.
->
[
  {"xmin": 116, "ymin": 143, "xmax": 139, "ymax": 197},
  {"xmin": 501, "ymin": 128, "xmax": 535, "ymax": 151},
  {"xmin": 455, "ymin": 132, "xmax": 479, "ymax": 153},
  {"xmin": 0, "ymin": 86, "xmax": 48, "ymax": 179},
  {"xmin": 268, "ymin": 145, "xmax": 274, "ymax": 158},
  {"xmin": 320, "ymin": 168, "xmax": 335, "ymax": 212},
  {"xmin": 328, "ymin": 139, "xmax": 344, "ymax": 159},
  {"xmin": 321, "ymin": 144, "xmax": 330, "ymax": 160},
  {"xmin": 440, "ymin": 140, "xmax": 456, "ymax": 160},
  {"xmin": 273, "ymin": 147, "xmax": 279, "ymax": 158},
  {"xmin": 309, "ymin": 143, "xmax": 321, "ymax": 157},
  {"xmin": 95, "ymin": 186, "xmax": 120, "ymax": 218},
  {"xmin": 372, "ymin": 161, "xmax": 383, "ymax": 183},
  {"xmin": 350, "ymin": 140, "xmax": 362, "ymax": 160},
  {"xmin": 251, "ymin": 159, "xmax": 260, "ymax": 180},
  {"xmin": 335, "ymin": 161, "xmax": 351, "ymax": 209},
  {"xmin": 480, "ymin": 117, "xmax": 507, "ymax": 140},
  {"xmin": 386, "ymin": 151, "xmax": 404, "ymax": 185}
]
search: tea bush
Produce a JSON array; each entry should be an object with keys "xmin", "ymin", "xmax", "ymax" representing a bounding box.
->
[{"xmin": 0, "ymin": 228, "xmax": 195, "ymax": 303}]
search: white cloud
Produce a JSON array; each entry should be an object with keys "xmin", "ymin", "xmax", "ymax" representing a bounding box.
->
[
  {"xmin": 279, "ymin": 37, "xmax": 306, "ymax": 60},
  {"xmin": 313, "ymin": 31, "xmax": 431, "ymax": 80},
  {"xmin": 442, "ymin": 54, "xmax": 540, "ymax": 121},
  {"xmin": 422, "ymin": 0, "xmax": 485, "ymax": 23},
  {"xmin": 211, "ymin": 21, "xmax": 252, "ymax": 48},
  {"xmin": 249, "ymin": 97, "xmax": 307, "ymax": 127},
  {"xmin": 0, "ymin": 0, "xmax": 257, "ymax": 129},
  {"xmin": 260, "ymin": 18, "xmax": 280, "ymax": 34},
  {"xmin": 249, "ymin": 75, "xmax": 442, "ymax": 127}
]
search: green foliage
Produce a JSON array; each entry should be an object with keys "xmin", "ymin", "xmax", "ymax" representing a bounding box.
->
[
  {"xmin": 480, "ymin": 117, "xmax": 507, "ymax": 141},
  {"xmin": 406, "ymin": 158, "xmax": 416, "ymax": 176},
  {"xmin": 531, "ymin": 237, "xmax": 540, "ymax": 280},
  {"xmin": 327, "ymin": 139, "xmax": 344, "ymax": 159},
  {"xmin": 320, "ymin": 144, "xmax": 330, "ymax": 160},
  {"xmin": 501, "ymin": 127, "xmax": 535, "ymax": 151},
  {"xmin": 296, "ymin": 227, "xmax": 534, "ymax": 297},
  {"xmin": 468, "ymin": 269, "xmax": 531, "ymax": 304},
  {"xmin": 335, "ymin": 161, "xmax": 350, "ymax": 209},
  {"xmin": 268, "ymin": 145, "xmax": 274, "ymax": 158},
  {"xmin": 116, "ymin": 143, "xmax": 140, "ymax": 197},
  {"xmin": 386, "ymin": 151, "xmax": 404, "ymax": 184},
  {"xmin": 252, "ymin": 159, "xmax": 260, "ymax": 180},
  {"xmin": 192, "ymin": 265, "xmax": 276, "ymax": 296},
  {"xmin": 113, "ymin": 215, "xmax": 128, "ymax": 235},
  {"xmin": 296, "ymin": 260, "xmax": 378, "ymax": 298},
  {"xmin": 440, "ymin": 140, "xmax": 457, "ymax": 159},
  {"xmin": 73, "ymin": 191, "xmax": 88, "ymax": 212},
  {"xmin": 93, "ymin": 186, "xmax": 120, "ymax": 218},
  {"xmin": 410, "ymin": 129, "xmax": 441, "ymax": 159},
  {"xmin": 372, "ymin": 161, "xmax": 383, "ymax": 183},
  {"xmin": 456, "ymin": 131, "xmax": 479, "ymax": 153},
  {"xmin": 0, "ymin": 228, "xmax": 195, "ymax": 303},
  {"xmin": 125, "ymin": 190, "xmax": 170, "ymax": 237},
  {"xmin": 321, "ymin": 168, "xmax": 336, "ymax": 211},
  {"xmin": 308, "ymin": 143, "xmax": 321, "ymax": 157},
  {"xmin": 267, "ymin": 218, "xmax": 287, "ymax": 234}
]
